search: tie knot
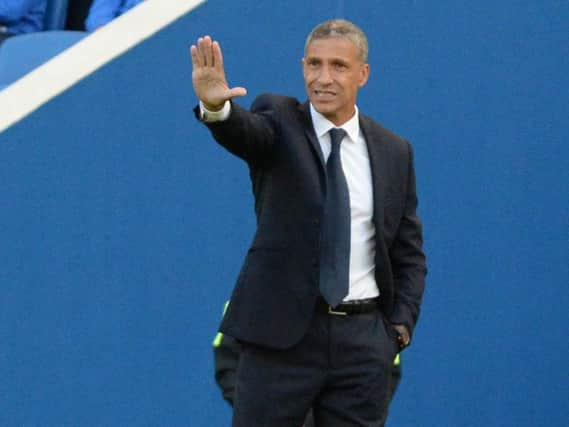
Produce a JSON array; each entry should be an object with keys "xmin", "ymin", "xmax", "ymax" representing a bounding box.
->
[{"xmin": 329, "ymin": 128, "xmax": 347, "ymax": 151}]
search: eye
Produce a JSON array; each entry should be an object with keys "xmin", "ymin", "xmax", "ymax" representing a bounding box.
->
[{"xmin": 306, "ymin": 59, "xmax": 320, "ymax": 68}]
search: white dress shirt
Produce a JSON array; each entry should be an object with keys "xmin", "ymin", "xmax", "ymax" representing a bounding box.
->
[{"xmin": 309, "ymin": 105, "xmax": 379, "ymax": 301}]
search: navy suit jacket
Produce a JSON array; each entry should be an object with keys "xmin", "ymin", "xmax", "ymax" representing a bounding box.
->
[{"xmin": 198, "ymin": 93, "xmax": 426, "ymax": 350}]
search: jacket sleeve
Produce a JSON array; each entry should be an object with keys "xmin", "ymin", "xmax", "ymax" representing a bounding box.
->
[
  {"xmin": 194, "ymin": 94, "xmax": 281, "ymax": 168},
  {"xmin": 388, "ymin": 142, "xmax": 427, "ymax": 339}
]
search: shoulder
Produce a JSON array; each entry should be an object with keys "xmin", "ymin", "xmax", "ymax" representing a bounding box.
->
[
  {"xmin": 250, "ymin": 93, "xmax": 302, "ymax": 113},
  {"xmin": 360, "ymin": 113, "xmax": 407, "ymax": 145},
  {"xmin": 360, "ymin": 113, "xmax": 412, "ymax": 156},
  {"xmin": 247, "ymin": 94, "xmax": 306, "ymax": 133}
]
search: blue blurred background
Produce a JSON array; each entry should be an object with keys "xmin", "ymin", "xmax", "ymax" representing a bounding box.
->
[{"xmin": 1, "ymin": 0, "xmax": 568, "ymax": 425}]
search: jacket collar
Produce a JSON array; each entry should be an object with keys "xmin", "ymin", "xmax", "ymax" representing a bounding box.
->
[
  {"xmin": 298, "ymin": 102, "xmax": 387, "ymax": 230},
  {"xmin": 298, "ymin": 101, "xmax": 325, "ymax": 167}
]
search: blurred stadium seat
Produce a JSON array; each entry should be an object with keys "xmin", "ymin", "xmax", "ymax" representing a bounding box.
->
[{"xmin": 0, "ymin": 31, "xmax": 86, "ymax": 88}]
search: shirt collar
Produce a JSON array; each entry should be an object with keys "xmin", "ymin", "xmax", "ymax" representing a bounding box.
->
[{"xmin": 309, "ymin": 104, "xmax": 360, "ymax": 143}]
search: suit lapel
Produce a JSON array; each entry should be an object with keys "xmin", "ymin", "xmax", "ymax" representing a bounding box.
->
[
  {"xmin": 298, "ymin": 101, "xmax": 326, "ymax": 169},
  {"xmin": 360, "ymin": 115, "xmax": 387, "ymax": 232}
]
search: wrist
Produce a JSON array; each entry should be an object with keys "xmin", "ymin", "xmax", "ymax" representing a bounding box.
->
[
  {"xmin": 201, "ymin": 101, "xmax": 225, "ymax": 112},
  {"xmin": 199, "ymin": 100, "xmax": 231, "ymax": 122},
  {"xmin": 391, "ymin": 324, "xmax": 410, "ymax": 349}
]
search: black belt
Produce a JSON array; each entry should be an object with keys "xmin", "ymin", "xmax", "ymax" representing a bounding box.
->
[{"xmin": 315, "ymin": 296, "xmax": 379, "ymax": 316}]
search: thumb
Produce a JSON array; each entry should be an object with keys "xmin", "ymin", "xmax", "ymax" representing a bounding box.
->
[{"xmin": 227, "ymin": 86, "xmax": 247, "ymax": 99}]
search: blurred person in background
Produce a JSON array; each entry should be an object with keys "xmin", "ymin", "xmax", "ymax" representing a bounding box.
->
[
  {"xmin": 0, "ymin": 0, "xmax": 47, "ymax": 44},
  {"xmin": 65, "ymin": 0, "xmax": 93, "ymax": 31},
  {"xmin": 84, "ymin": 0, "xmax": 143, "ymax": 32}
]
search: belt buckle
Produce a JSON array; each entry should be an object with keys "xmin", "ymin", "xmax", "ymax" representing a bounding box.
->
[{"xmin": 328, "ymin": 306, "xmax": 348, "ymax": 316}]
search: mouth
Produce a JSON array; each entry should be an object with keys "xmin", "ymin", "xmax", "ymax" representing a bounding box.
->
[{"xmin": 313, "ymin": 89, "xmax": 336, "ymax": 99}]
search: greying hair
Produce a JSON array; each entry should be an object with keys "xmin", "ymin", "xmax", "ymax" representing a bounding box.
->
[{"xmin": 304, "ymin": 19, "xmax": 369, "ymax": 62}]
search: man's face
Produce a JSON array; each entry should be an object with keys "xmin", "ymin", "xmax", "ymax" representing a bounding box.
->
[{"xmin": 302, "ymin": 37, "xmax": 369, "ymax": 126}]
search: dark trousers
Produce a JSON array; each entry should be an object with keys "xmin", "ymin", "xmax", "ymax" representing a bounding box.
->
[
  {"xmin": 304, "ymin": 360, "xmax": 401, "ymax": 427},
  {"xmin": 233, "ymin": 308, "xmax": 399, "ymax": 427}
]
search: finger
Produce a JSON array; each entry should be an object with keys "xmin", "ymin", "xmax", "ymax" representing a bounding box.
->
[
  {"xmin": 203, "ymin": 35, "xmax": 213, "ymax": 67},
  {"xmin": 190, "ymin": 45, "xmax": 200, "ymax": 69},
  {"xmin": 194, "ymin": 37, "xmax": 203, "ymax": 66},
  {"xmin": 212, "ymin": 40, "xmax": 223, "ymax": 71},
  {"xmin": 197, "ymin": 36, "xmax": 208, "ymax": 66}
]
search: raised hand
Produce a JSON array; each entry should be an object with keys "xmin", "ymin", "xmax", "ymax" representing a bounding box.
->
[{"xmin": 190, "ymin": 36, "xmax": 247, "ymax": 111}]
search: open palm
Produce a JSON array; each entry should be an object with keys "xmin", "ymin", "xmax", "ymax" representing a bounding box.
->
[{"xmin": 190, "ymin": 36, "xmax": 246, "ymax": 110}]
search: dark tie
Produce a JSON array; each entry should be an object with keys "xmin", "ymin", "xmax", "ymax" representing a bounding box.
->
[{"xmin": 319, "ymin": 128, "xmax": 351, "ymax": 307}]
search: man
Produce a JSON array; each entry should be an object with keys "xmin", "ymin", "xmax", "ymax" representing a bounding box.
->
[
  {"xmin": 0, "ymin": 0, "xmax": 46, "ymax": 44},
  {"xmin": 191, "ymin": 19, "xmax": 426, "ymax": 426},
  {"xmin": 84, "ymin": 0, "xmax": 143, "ymax": 32}
]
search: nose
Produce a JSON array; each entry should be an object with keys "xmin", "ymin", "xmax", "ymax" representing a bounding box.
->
[{"xmin": 317, "ymin": 65, "xmax": 333, "ymax": 84}]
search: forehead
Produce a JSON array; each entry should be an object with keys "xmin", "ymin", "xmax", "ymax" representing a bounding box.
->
[{"xmin": 304, "ymin": 37, "xmax": 360, "ymax": 61}]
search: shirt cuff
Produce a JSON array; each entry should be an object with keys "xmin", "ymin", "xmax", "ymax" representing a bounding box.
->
[{"xmin": 199, "ymin": 100, "xmax": 231, "ymax": 122}]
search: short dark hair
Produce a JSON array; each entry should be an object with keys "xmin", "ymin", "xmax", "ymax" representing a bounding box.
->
[{"xmin": 304, "ymin": 19, "xmax": 368, "ymax": 62}]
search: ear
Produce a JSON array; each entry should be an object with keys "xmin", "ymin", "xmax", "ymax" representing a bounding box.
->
[
  {"xmin": 358, "ymin": 63, "xmax": 370, "ymax": 88},
  {"xmin": 301, "ymin": 57, "xmax": 309, "ymax": 78}
]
